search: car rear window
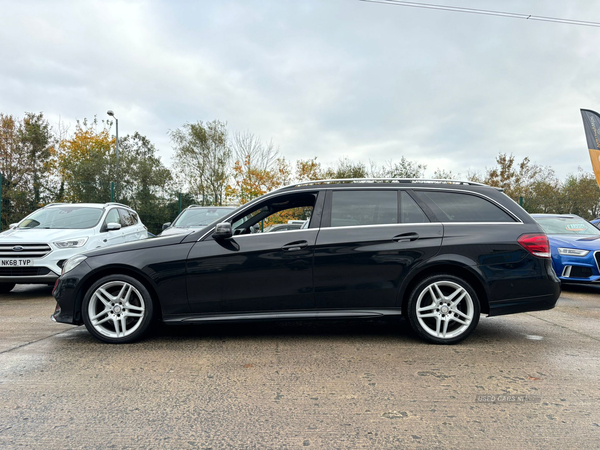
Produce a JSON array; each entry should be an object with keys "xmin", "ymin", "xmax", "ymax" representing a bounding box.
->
[
  {"xmin": 119, "ymin": 209, "xmax": 138, "ymax": 227},
  {"xmin": 331, "ymin": 191, "xmax": 398, "ymax": 227},
  {"xmin": 416, "ymin": 191, "xmax": 515, "ymax": 223}
]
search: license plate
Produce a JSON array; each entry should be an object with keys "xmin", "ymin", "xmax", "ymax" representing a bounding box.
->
[{"xmin": 0, "ymin": 259, "xmax": 34, "ymax": 267}]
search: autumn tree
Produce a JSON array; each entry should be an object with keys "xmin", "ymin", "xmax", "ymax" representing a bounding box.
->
[
  {"xmin": 296, "ymin": 157, "xmax": 324, "ymax": 182},
  {"xmin": 54, "ymin": 118, "xmax": 115, "ymax": 203},
  {"xmin": 171, "ymin": 120, "xmax": 232, "ymax": 206},
  {"xmin": 477, "ymin": 153, "xmax": 545, "ymax": 201},
  {"xmin": 227, "ymin": 132, "xmax": 291, "ymax": 204}
]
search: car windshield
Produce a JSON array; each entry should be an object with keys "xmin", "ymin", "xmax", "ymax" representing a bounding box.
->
[
  {"xmin": 18, "ymin": 206, "xmax": 104, "ymax": 229},
  {"xmin": 534, "ymin": 216, "xmax": 600, "ymax": 236},
  {"xmin": 172, "ymin": 208, "xmax": 234, "ymax": 228}
]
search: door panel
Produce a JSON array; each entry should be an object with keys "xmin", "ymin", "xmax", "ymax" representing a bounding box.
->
[
  {"xmin": 313, "ymin": 223, "xmax": 443, "ymax": 309},
  {"xmin": 186, "ymin": 229, "xmax": 318, "ymax": 314}
]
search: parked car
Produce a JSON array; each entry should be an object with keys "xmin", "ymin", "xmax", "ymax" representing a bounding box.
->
[
  {"xmin": 160, "ymin": 206, "xmax": 236, "ymax": 237},
  {"xmin": 532, "ymin": 213, "xmax": 600, "ymax": 283},
  {"xmin": 0, "ymin": 202, "xmax": 147, "ymax": 293},
  {"xmin": 52, "ymin": 179, "xmax": 560, "ymax": 345},
  {"xmin": 590, "ymin": 218, "xmax": 600, "ymax": 230},
  {"xmin": 263, "ymin": 221, "xmax": 306, "ymax": 233}
]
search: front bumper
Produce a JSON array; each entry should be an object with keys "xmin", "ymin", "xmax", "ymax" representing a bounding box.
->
[
  {"xmin": 552, "ymin": 251, "xmax": 600, "ymax": 284},
  {"xmin": 52, "ymin": 260, "xmax": 93, "ymax": 325}
]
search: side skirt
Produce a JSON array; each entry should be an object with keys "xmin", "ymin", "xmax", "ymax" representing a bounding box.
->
[{"xmin": 163, "ymin": 309, "xmax": 404, "ymax": 325}]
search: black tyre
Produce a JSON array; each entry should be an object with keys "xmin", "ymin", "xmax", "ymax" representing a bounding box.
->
[
  {"xmin": 0, "ymin": 283, "xmax": 16, "ymax": 294},
  {"xmin": 82, "ymin": 274, "xmax": 155, "ymax": 344},
  {"xmin": 407, "ymin": 274, "xmax": 480, "ymax": 344}
]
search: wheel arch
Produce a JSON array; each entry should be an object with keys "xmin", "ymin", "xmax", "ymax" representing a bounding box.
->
[
  {"xmin": 73, "ymin": 265, "xmax": 162, "ymax": 324},
  {"xmin": 399, "ymin": 261, "xmax": 490, "ymax": 315}
]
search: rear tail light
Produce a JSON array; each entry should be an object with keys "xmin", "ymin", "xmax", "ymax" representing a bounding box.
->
[{"xmin": 518, "ymin": 233, "xmax": 551, "ymax": 258}]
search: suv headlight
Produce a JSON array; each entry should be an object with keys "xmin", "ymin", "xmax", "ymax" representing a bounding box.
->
[
  {"xmin": 54, "ymin": 238, "xmax": 88, "ymax": 249},
  {"xmin": 62, "ymin": 255, "xmax": 87, "ymax": 275},
  {"xmin": 558, "ymin": 248, "xmax": 590, "ymax": 257}
]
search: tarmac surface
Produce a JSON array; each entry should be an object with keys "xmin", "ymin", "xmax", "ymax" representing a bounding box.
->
[{"xmin": 1, "ymin": 283, "xmax": 599, "ymax": 449}]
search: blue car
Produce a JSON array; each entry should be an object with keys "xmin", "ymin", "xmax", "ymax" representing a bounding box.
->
[{"xmin": 532, "ymin": 214, "xmax": 600, "ymax": 283}]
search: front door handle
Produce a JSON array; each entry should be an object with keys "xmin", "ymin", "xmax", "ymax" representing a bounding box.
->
[
  {"xmin": 392, "ymin": 232, "xmax": 419, "ymax": 243},
  {"xmin": 282, "ymin": 240, "xmax": 309, "ymax": 251}
]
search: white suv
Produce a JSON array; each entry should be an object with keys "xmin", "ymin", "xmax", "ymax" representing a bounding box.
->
[{"xmin": 0, "ymin": 203, "xmax": 147, "ymax": 293}]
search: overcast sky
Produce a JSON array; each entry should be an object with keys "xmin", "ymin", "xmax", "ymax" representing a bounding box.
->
[{"xmin": 1, "ymin": 0, "xmax": 599, "ymax": 179}]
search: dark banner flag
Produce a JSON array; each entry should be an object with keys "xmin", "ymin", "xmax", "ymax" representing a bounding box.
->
[{"xmin": 580, "ymin": 109, "xmax": 600, "ymax": 189}]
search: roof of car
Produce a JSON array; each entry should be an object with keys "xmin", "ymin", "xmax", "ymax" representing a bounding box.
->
[
  {"xmin": 185, "ymin": 205, "xmax": 237, "ymax": 209},
  {"xmin": 274, "ymin": 178, "xmax": 497, "ymax": 193},
  {"xmin": 531, "ymin": 214, "xmax": 581, "ymax": 218},
  {"xmin": 45, "ymin": 202, "xmax": 134, "ymax": 210}
]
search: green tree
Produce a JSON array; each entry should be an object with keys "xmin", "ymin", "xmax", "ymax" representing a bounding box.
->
[
  {"xmin": 118, "ymin": 132, "xmax": 174, "ymax": 233},
  {"xmin": 325, "ymin": 157, "xmax": 368, "ymax": 179},
  {"xmin": 171, "ymin": 120, "xmax": 232, "ymax": 206},
  {"xmin": 561, "ymin": 170, "xmax": 600, "ymax": 219},
  {"xmin": 371, "ymin": 157, "xmax": 427, "ymax": 179},
  {"xmin": 0, "ymin": 113, "xmax": 54, "ymax": 229}
]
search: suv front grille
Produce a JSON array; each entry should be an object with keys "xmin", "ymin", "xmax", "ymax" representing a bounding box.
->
[
  {"xmin": 0, "ymin": 267, "xmax": 52, "ymax": 276},
  {"xmin": 0, "ymin": 244, "xmax": 52, "ymax": 258}
]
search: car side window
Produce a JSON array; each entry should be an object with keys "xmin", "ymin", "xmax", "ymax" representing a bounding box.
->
[
  {"xmin": 118, "ymin": 209, "xmax": 137, "ymax": 228},
  {"xmin": 103, "ymin": 209, "xmax": 121, "ymax": 228},
  {"xmin": 231, "ymin": 193, "xmax": 316, "ymax": 235},
  {"xmin": 330, "ymin": 190, "xmax": 397, "ymax": 227},
  {"xmin": 400, "ymin": 192, "xmax": 429, "ymax": 223},
  {"xmin": 416, "ymin": 191, "xmax": 516, "ymax": 223}
]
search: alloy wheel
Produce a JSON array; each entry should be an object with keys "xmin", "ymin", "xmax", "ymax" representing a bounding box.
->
[
  {"xmin": 87, "ymin": 281, "xmax": 146, "ymax": 339},
  {"xmin": 415, "ymin": 280, "xmax": 475, "ymax": 340}
]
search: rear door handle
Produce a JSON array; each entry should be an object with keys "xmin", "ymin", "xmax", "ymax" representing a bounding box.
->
[
  {"xmin": 282, "ymin": 240, "xmax": 309, "ymax": 251},
  {"xmin": 392, "ymin": 232, "xmax": 419, "ymax": 242}
]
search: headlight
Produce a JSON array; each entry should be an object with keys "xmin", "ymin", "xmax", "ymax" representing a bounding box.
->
[
  {"xmin": 54, "ymin": 238, "xmax": 89, "ymax": 248},
  {"xmin": 558, "ymin": 248, "xmax": 590, "ymax": 257},
  {"xmin": 62, "ymin": 255, "xmax": 87, "ymax": 275}
]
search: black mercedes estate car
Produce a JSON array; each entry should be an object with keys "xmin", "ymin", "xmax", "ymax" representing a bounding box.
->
[{"xmin": 52, "ymin": 179, "xmax": 560, "ymax": 344}]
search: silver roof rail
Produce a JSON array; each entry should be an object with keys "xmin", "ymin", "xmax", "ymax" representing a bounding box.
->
[
  {"xmin": 276, "ymin": 178, "xmax": 487, "ymax": 191},
  {"xmin": 44, "ymin": 202, "xmax": 68, "ymax": 207},
  {"xmin": 104, "ymin": 202, "xmax": 132, "ymax": 209}
]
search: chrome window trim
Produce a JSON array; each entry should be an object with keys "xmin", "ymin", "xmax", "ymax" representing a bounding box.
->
[
  {"xmin": 196, "ymin": 185, "xmax": 522, "ymax": 241},
  {"xmin": 196, "ymin": 188, "xmax": 320, "ymax": 241},
  {"xmin": 320, "ymin": 222, "xmax": 440, "ymax": 231},
  {"xmin": 322, "ymin": 185, "xmax": 523, "ymax": 223},
  {"xmin": 229, "ymin": 228, "xmax": 318, "ymax": 239}
]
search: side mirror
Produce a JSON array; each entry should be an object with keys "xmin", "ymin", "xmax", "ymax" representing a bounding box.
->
[
  {"xmin": 106, "ymin": 222, "xmax": 122, "ymax": 231},
  {"xmin": 9, "ymin": 223, "xmax": 18, "ymax": 229},
  {"xmin": 162, "ymin": 222, "xmax": 171, "ymax": 230},
  {"xmin": 213, "ymin": 222, "xmax": 232, "ymax": 240}
]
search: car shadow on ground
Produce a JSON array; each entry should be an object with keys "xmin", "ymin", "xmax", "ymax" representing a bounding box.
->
[
  {"xmin": 560, "ymin": 283, "xmax": 600, "ymax": 295},
  {"xmin": 152, "ymin": 318, "xmax": 415, "ymax": 341}
]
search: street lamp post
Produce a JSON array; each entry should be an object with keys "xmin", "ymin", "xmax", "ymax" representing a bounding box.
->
[{"xmin": 106, "ymin": 110, "xmax": 119, "ymax": 202}]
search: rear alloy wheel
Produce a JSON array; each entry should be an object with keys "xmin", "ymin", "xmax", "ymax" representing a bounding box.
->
[
  {"xmin": 82, "ymin": 275, "xmax": 154, "ymax": 344},
  {"xmin": 0, "ymin": 283, "xmax": 16, "ymax": 294},
  {"xmin": 407, "ymin": 274, "xmax": 480, "ymax": 344}
]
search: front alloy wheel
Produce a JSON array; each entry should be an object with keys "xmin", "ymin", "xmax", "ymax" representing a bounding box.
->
[
  {"xmin": 407, "ymin": 274, "xmax": 480, "ymax": 344},
  {"xmin": 82, "ymin": 275, "xmax": 154, "ymax": 343}
]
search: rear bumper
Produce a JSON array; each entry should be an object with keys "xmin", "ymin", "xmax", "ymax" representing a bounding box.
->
[{"xmin": 488, "ymin": 292, "xmax": 559, "ymax": 316}]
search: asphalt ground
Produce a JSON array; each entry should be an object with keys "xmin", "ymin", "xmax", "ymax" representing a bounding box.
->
[{"xmin": 1, "ymin": 284, "xmax": 599, "ymax": 449}]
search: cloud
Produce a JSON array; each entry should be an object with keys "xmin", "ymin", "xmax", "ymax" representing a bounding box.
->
[{"xmin": 0, "ymin": 0, "xmax": 598, "ymax": 179}]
